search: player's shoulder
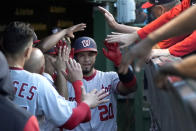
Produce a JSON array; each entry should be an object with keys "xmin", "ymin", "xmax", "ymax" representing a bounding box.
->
[
  {"xmin": 42, "ymin": 72, "xmax": 54, "ymax": 84},
  {"xmin": 96, "ymin": 70, "xmax": 118, "ymax": 78},
  {"xmin": 21, "ymin": 70, "xmax": 52, "ymax": 85},
  {"xmin": 29, "ymin": 71, "xmax": 48, "ymax": 81},
  {"xmin": 97, "ymin": 70, "xmax": 117, "ymax": 75},
  {"xmin": 31, "ymin": 73, "xmax": 57, "ymax": 96},
  {"xmin": 33, "ymin": 73, "xmax": 54, "ymax": 87}
]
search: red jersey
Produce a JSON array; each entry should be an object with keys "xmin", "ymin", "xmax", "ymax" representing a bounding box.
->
[
  {"xmin": 137, "ymin": 0, "xmax": 195, "ymax": 56},
  {"xmin": 168, "ymin": 31, "xmax": 196, "ymax": 56},
  {"xmin": 137, "ymin": 0, "xmax": 191, "ymax": 39}
]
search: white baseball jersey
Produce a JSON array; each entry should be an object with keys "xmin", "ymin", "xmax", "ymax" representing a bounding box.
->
[
  {"xmin": 42, "ymin": 72, "xmax": 54, "ymax": 86},
  {"xmin": 67, "ymin": 70, "xmax": 120, "ymax": 131},
  {"xmin": 9, "ymin": 67, "xmax": 77, "ymax": 131}
]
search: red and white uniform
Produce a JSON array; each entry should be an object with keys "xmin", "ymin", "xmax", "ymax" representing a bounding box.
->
[
  {"xmin": 67, "ymin": 70, "xmax": 119, "ymax": 131},
  {"xmin": 10, "ymin": 67, "xmax": 77, "ymax": 131}
]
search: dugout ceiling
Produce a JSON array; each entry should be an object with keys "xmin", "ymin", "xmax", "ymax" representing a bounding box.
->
[
  {"xmin": 0, "ymin": 0, "xmax": 94, "ymax": 40},
  {"xmin": 0, "ymin": 0, "xmax": 114, "ymax": 71}
]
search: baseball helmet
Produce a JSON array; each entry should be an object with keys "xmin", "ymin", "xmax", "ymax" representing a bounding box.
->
[{"xmin": 73, "ymin": 36, "xmax": 97, "ymax": 54}]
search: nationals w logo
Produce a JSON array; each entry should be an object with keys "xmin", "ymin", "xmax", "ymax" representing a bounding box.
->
[{"xmin": 81, "ymin": 39, "xmax": 91, "ymax": 47}]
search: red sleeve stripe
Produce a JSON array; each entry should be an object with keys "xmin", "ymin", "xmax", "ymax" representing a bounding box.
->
[{"xmin": 60, "ymin": 102, "xmax": 91, "ymax": 130}]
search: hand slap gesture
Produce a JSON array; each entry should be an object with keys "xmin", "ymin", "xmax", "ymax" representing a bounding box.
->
[
  {"xmin": 66, "ymin": 23, "xmax": 87, "ymax": 38},
  {"xmin": 62, "ymin": 58, "xmax": 83, "ymax": 82},
  {"xmin": 52, "ymin": 45, "xmax": 69, "ymax": 72},
  {"xmin": 97, "ymin": 6, "xmax": 117, "ymax": 29},
  {"xmin": 82, "ymin": 88, "xmax": 109, "ymax": 109},
  {"xmin": 105, "ymin": 31, "xmax": 139, "ymax": 48}
]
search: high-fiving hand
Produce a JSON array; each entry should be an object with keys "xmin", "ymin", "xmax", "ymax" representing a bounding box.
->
[
  {"xmin": 82, "ymin": 88, "xmax": 109, "ymax": 109},
  {"xmin": 102, "ymin": 41, "xmax": 122, "ymax": 67},
  {"xmin": 62, "ymin": 58, "xmax": 83, "ymax": 83},
  {"xmin": 97, "ymin": 6, "xmax": 117, "ymax": 29},
  {"xmin": 66, "ymin": 23, "xmax": 87, "ymax": 38},
  {"xmin": 105, "ymin": 31, "xmax": 139, "ymax": 48}
]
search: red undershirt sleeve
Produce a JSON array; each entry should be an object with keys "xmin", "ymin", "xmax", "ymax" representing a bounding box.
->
[
  {"xmin": 24, "ymin": 116, "xmax": 39, "ymax": 131},
  {"xmin": 72, "ymin": 80, "xmax": 91, "ymax": 123},
  {"xmin": 157, "ymin": 35, "xmax": 188, "ymax": 49},
  {"xmin": 72, "ymin": 80, "xmax": 82, "ymax": 104},
  {"xmin": 59, "ymin": 102, "xmax": 91, "ymax": 130},
  {"xmin": 169, "ymin": 30, "xmax": 196, "ymax": 57}
]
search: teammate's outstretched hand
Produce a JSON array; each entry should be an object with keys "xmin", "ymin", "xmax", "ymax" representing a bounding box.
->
[
  {"xmin": 105, "ymin": 31, "xmax": 139, "ymax": 48},
  {"xmin": 102, "ymin": 41, "xmax": 122, "ymax": 66},
  {"xmin": 52, "ymin": 45, "xmax": 69, "ymax": 72},
  {"xmin": 62, "ymin": 58, "xmax": 83, "ymax": 82},
  {"xmin": 118, "ymin": 37, "xmax": 153, "ymax": 74},
  {"xmin": 66, "ymin": 23, "xmax": 87, "ymax": 38},
  {"xmin": 82, "ymin": 88, "xmax": 109, "ymax": 109},
  {"xmin": 97, "ymin": 6, "xmax": 117, "ymax": 29}
]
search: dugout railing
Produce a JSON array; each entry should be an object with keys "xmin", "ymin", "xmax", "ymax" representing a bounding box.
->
[{"xmin": 144, "ymin": 55, "xmax": 196, "ymax": 131}]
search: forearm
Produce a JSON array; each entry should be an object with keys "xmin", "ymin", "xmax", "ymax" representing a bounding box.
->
[
  {"xmin": 159, "ymin": 57, "xmax": 196, "ymax": 79},
  {"xmin": 55, "ymin": 70, "xmax": 68, "ymax": 99},
  {"xmin": 37, "ymin": 29, "xmax": 67, "ymax": 53},
  {"xmin": 173, "ymin": 55, "xmax": 196, "ymax": 79},
  {"xmin": 148, "ymin": 6, "xmax": 196, "ymax": 45},
  {"xmin": 114, "ymin": 23, "xmax": 141, "ymax": 33},
  {"xmin": 116, "ymin": 66, "xmax": 137, "ymax": 95},
  {"xmin": 159, "ymin": 63, "xmax": 181, "ymax": 76}
]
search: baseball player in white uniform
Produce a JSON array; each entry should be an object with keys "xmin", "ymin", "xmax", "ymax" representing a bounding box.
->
[
  {"xmin": 2, "ymin": 21, "xmax": 109, "ymax": 131},
  {"xmin": 67, "ymin": 36, "xmax": 137, "ymax": 131}
]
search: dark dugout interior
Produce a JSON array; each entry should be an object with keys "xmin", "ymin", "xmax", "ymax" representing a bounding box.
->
[{"xmin": 0, "ymin": 0, "xmax": 94, "ymax": 42}]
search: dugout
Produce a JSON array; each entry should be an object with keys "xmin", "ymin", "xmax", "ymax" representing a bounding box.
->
[
  {"xmin": 2, "ymin": 0, "xmax": 196, "ymax": 131},
  {"xmin": 0, "ymin": 0, "xmax": 150, "ymax": 130}
]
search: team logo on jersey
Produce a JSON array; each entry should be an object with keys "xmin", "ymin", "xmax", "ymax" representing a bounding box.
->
[
  {"xmin": 81, "ymin": 39, "xmax": 91, "ymax": 47},
  {"xmin": 102, "ymin": 84, "xmax": 112, "ymax": 94}
]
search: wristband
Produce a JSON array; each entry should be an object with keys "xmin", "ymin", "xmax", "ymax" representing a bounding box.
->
[{"xmin": 117, "ymin": 67, "xmax": 136, "ymax": 88}]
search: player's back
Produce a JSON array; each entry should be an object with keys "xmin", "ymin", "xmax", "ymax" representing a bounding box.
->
[
  {"xmin": 9, "ymin": 67, "xmax": 77, "ymax": 131},
  {"xmin": 0, "ymin": 51, "xmax": 39, "ymax": 131},
  {"xmin": 10, "ymin": 67, "xmax": 44, "ymax": 115}
]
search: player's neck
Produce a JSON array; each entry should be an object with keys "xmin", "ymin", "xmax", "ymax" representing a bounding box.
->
[
  {"xmin": 6, "ymin": 55, "xmax": 25, "ymax": 69},
  {"xmin": 83, "ymin": 68, "xmax": 96, "ymax": 77}
]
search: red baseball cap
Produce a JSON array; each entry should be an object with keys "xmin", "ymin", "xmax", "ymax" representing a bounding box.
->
[
  {"xmin": 142, "ymin": 0, "xmax": 175, "ymax": 9},
  {"xmin": 142, "ymin": 2, "xmax": 154, "ymax": 8}
]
